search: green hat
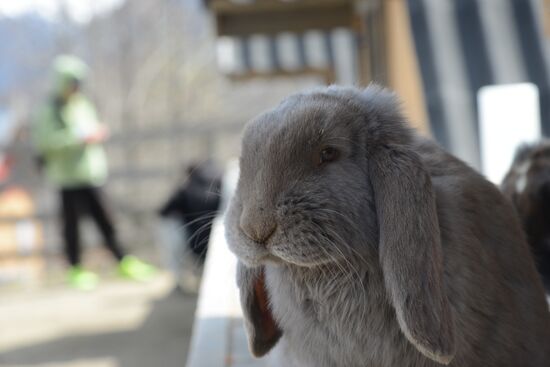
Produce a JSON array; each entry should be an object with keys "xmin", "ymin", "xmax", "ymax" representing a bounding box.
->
[{"xmin": 51, "ymin": 55, "xmax": 89, "ymax": 95}]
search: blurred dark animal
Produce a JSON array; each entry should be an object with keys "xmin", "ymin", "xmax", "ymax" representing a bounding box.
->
[
  {"xmin": 159, "ymin": 161, "xmax": 222, "ymax": 261},
  {"xmin": 502, "ymin": 141, "xmax": 550, "ymax": 292}
]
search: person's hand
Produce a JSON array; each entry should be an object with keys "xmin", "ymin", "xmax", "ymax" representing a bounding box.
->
[{"xmin": 84, "ymin": 124, "xmax": 109, "ymax": 144}]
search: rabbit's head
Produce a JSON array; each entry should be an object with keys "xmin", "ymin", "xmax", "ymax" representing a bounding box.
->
[{"xmin": 225, "ymin": 85, "xmax": 455, "ymax": 364}]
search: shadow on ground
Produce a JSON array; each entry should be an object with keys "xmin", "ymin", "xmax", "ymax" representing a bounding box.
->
[{"xmin": 0, "ymin": 290, "xmax": 197, "ymax": 367}]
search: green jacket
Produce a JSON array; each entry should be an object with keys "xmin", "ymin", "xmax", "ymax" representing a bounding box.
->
[{"xmin": 32, "ymin": 56, "xmax": 108, "ymax": 188}]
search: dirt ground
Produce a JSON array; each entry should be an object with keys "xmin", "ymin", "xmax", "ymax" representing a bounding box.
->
[{"xmin": 0, "ymin": 274, "xmax": 197, "ymax": 367}]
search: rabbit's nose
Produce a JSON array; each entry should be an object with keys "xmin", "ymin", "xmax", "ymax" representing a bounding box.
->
[{"xmin": 239, "ymin": 207, "xmax": 277, "ymax": 244}]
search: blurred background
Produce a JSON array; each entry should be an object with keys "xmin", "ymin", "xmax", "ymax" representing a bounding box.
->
[{"xmin": 1, "ymin": 0, "xmax": 550, "ymax": 366}]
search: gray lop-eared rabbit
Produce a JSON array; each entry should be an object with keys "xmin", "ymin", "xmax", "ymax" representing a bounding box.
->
[{"xmin": 225, "ymin": 85, "xmax": 550, "ymax": 367}]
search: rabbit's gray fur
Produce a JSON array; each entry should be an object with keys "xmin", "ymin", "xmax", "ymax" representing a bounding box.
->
[{"xmin": 225, "ymin": 85, "xmax": 550, "ymax": 367}]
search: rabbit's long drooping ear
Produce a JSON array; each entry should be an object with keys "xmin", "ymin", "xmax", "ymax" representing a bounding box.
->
[
  {"xmin": 369, "ymin": 145, "xmax": 455, "ymax": 365},
  {"xmin": 237, "ymin": 262, "xmax": 282, "ymax": 357}
]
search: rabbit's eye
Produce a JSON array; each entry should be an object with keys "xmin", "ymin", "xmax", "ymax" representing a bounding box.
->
[{"xmin": 319, "ymin": 147, "xmax": 339, "ymax": 165}]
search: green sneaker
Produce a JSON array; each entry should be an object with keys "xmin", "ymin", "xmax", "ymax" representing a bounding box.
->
[
  {"xmin": 67, "ymin": 266, "xmax": 99, "ymax": 291},
  {"xmin": 118, "ymin": 256, "xmax": 157, "ymax": 281}
]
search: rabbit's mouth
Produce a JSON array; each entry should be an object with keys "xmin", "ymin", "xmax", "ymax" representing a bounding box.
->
[
  {"xmin": 258, "ymin": 252, "xmax": 285, "ymax": 265},
  {"xmin": 267, "ymin": 242, "xmax": 342, "ymax": 268},
  {"xmin": 228, "ymin": 224, "xmax": 342, "ymax": 268}
]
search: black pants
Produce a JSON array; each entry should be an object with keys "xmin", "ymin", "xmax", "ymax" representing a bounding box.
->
[{"xmin": 60, "ymin": 186, "xmax": 125, "ymax": 266}]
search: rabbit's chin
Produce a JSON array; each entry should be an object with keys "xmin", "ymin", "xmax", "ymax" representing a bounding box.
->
[
  {"xmin": 269, "ymin": 248, "xmax": 340, "ymax": 268},
  {"xmin": 231, "ymin": 244, "xmax": 337, "ymax": 269},
  {"xmin": 227, "ymin": 228, "xmax": 341, "ymax": 268}
]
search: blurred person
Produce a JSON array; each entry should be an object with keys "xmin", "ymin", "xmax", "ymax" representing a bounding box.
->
[
  {"xmin": 157, "ymin": 161, "xmax": 222, "ymax": 292},
  {"xmin": 32, "ymin": 55, "xmax": 155, "ymax": 290}
]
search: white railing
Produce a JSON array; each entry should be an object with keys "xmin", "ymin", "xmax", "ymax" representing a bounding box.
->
[{"xmin": 185, "ymin": 163, "xmax": 267, "ymax": 367}]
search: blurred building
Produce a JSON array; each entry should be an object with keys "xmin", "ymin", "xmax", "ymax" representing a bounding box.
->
[{"xmin": 207, "ymin": 0, "xmax": 429, "ymax": 133}]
